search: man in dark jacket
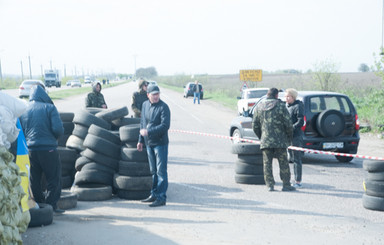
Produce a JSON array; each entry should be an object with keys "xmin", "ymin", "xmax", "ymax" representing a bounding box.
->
[
  {"xmin": 192, "ymin": 80, "xmax": 202, "ymax": 104},
  {"xmin": 19, "ymin": 85, "xmax": 65, "ymax": 213},
  {"xmin": 131, "ymin": 79, "xmax": 149, "ymax": 117},
  {"xmin": 137, "ymin": 85, "xmax": 171, "ymax": 207},
  {"xmin": 285, "ymin": 88, "xmax": 304, "ymax": 188},
  {"xmin": 85, "ymin": 82, "xmax": 107, "ymax": 108},
  {"xmin": 252, "ymin": 87, "xmax": 295, "ymax": 192}
]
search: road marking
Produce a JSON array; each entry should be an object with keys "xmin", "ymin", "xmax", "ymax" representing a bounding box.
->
[{"xmin": 162, "ymin": 93, "xmax": 204, "ymax": 124}]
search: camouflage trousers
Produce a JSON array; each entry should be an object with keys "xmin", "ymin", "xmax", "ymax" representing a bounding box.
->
[{"xmin": 262, "ymin": 148, "xmax": 291, "ymax": 187}]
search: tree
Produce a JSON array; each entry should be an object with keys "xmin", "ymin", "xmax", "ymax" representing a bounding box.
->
[
  {"xmin": 373, "ymin": 49, "xmax": 384, "ymax": 85},
  {"xmin": 136, "ymin": 67, "xmax": 158, "ymax": 79},
  {"xmin": 311, "ymin": 58, "xmax": 341, "ymax": 91},
  {"xmin": 358, "ymin": 63, "xmax": 370, "ymax": 72}
]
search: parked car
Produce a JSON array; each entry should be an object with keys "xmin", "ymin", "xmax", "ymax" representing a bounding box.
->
[
  {"xmin": 66, "ymin": 81, "xmax": 72, "ymax": 86},
  {"xmin": 71, "ymin": 80, "xmax": 82, "ymax": 88},
  {"xmin": 237, "ymin": 88, "xmax": 269, "ymax": 115},
  {"xmin": 183, "ymin": 82, "xmax": 204, "ymax": 99},
  {"xmin": 19, "ymin": 79, "xmax": 46, "ymax": 98},
  {"xmin": 84, "ymin": 76, "xmax": 92, "ymax": 84},
  {"xmin": 229, "ymin": 91, "xmax": 360, "ymax": 162}
]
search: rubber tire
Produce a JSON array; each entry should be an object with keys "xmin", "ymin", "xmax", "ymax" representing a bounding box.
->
[
  {"xmin": 95, "ymin": 106, "xmax": 129, "ymax": 122},
  {"xmin": 28, "ymin": 203, "xmax": 53, "ymax": 227},
  {"xmin": 75, "ymin": 156, "xmax": 93, "ymax": 171},
  {"xmin": 71, "ymin": 184, "xmax": 113, "ymax": 201},
  {"xmin": 362, "ymin": 193, "xmax": 384, "ymax": 211},
  {"xmin": 72, "ymin": 124, "xmax": 89, "ymax": 139},
  {"xmin": 66, "ymin": 135, "xmax": 85, "ymax": 152},
  {"xmin": 81, "ymin": 148, "xmax": 119, "ymax": 171},
  {"xmin": 88, "ymin": 124, "xmax": 121, "ymax": 145},
  {"xmin": 125, "ymin": 141, "xmax": 138, "ymax": 148},
  {"xmin": 113, "ymin": 173, "xmax": 152, "ymax": 190},
  {"xmin": 85, "ymin": 107, "xmax": 105, "ymax": 115},
  {"xmin": 235, "ymin": 161, "xmax": 264, "ymax": 175},
  {"xmin": 74, "ymin": 169, "xmax": 114, "ymax": 186},
  {"xmin": 364, "ymin": 180, "xmax": 384, "ymax": 197},
  {"xmin": 57, "ymin": 146, "xmax": 79, "ymax": 163},
  {"xmin": 231, "ymin": 143, "xmax": 261, "ymax": 155},
  {"xmin": 237, "ymin": 154, "xmax": 264, "ymax": 165},
  {"xmin": 111, "ymin": 117, "xmax": 141, "ymax": 128},
  {"xmin": 367, "ymin": 171, "xmax": 384, "ymax": 181},
  {"xmin": 61, "ymin": 175, "xmax": 74, "ymax": 189},
  {"xmin": 57, "ymin": 190, "xmax": 78, "ymax": 210},
  {"xmin": 121, "ymin": 147, "xmax": 148, "ymax": 162},
  {"xmin": 119, "ymin": 124, "xmax": 140, "ymax": 142},
  {"xmin": 83, "ymin": 134, "xmax": 121, "ymax": 158},
  {"xmin": 117, "ymin": 189, "xmax": 151, "ymax": 200},
  {"xmin": 118, "ymin": 160, "xmax": 151, "ymax": 176},
  {"xmin": 316, "ymin": 109, "xmax": 345, "ymax": 137},
  {"xmin": 58, "ymin": 134, "xmax": 70, "ymax": 147},
  {"xmin": 82, "ymin": 162, "xmax": 116, "ymax": 175},
  {"xmin": 73, "ymin": 110, "xmax": 111, "ymax": 130},
  {"xmin": 59, "ymin": 112, "xmax": 75, "ymax": 122},
  {"xmin": 335, "ymin": 155, "xmax": 354, "ymax": 163},
  {"xmin": 363, "ymin": 160, "xmax": 384, "ymax": 172},
  {"xmin": 63, "ymin": 122, "xmax": 75, "ymax": 135},
  {"xmin": 234, "ymin": 174, "xmax": 265, "ymax": 185}
]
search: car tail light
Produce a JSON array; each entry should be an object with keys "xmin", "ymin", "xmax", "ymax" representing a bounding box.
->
[
  {"xmin": 19, "ymin": 86, "xmax": 25, "ymax": 90},
  {"xmin": 355, "ymin": 114, "xmax": 360, "ymax": 131},
  {"xmin": 351, "ymin": 141, "xmax": 358, "ymax": 145},
  {"xmin": 305, "ymin": 142, "xmax": 313, "ymax": 146},
  {"xmin": 301, "ymin": 116, "xmax": 307, "ymax": 131},
  {"xmin": 248, "ymin": 102, "xmax": 255, "ymax": 107}
]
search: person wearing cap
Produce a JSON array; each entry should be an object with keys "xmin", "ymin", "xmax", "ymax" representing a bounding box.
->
[
  {"xmin": 137, "ymin": 85, "xmax": 171, "ymax": 207},
  {"xmin": 85, "ymin": 82, "xmax": 107, "ymax": 108},
  {"xmin": 131, "ymin": 79, "xmax": 149, "ymax": 118}
]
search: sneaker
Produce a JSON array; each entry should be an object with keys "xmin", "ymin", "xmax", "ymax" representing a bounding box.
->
[
  {"xmin": 149, "ymin": 199, "xmax": 166, "ymax": 207},
  {"xmin": 282, "ymin": 185, "xmax": 296, "ymax": 192},
  {"xmin": 268, "ymin": 186, "xmax": 274, "ymax": 192},
  {"xmin": 293, "ymin": 182, "xmax": 302, "ymax": 188}
]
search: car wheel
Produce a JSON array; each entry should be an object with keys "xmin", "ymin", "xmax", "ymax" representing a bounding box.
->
[
  {"xmin": 231, "ymin": 129, "xmax": 243, "ymax": 144},
  {"xmin": 316, "ymin": 109, "xmax": 345, "ymax": 137},
  {"xmin": 335, "ymin": 155, "xmax": 353, "ymax": 163}
]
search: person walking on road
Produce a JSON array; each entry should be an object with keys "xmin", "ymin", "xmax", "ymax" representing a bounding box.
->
[
  {"xmin": 285, "ymin": 88, "xmax": 304, "ymax": 188},
  {"xmin": 19, "ymin": 85, "xmax": 65, "ymax": 213},
  {"xmin": 137, "ymin": 85, "xmax": 171, "ymax": 207},
  {"xmin": 85, "ymin": 81, "xmax": 107, "ymax": 108},
  {"xmin": 131, "ymin": 79, "xmax": 149, "ymax": 118},
  {"xmin": 192, "ymin": 80, "xmax": 202, "ymax": 104},
  {"xmin": 252, "ymin": 87, "xmax": 295, "ymax": 192}
]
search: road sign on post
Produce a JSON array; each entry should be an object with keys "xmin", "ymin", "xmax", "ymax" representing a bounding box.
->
[{"xmin": 240, "ymin": 69, "xmax": 262, "ymax": 82}]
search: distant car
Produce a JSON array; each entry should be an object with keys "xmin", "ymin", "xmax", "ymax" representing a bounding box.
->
[
  {"xmin": 148, "ymin": 81, "xmax": 158, "ymax": 87},
  {"xmin": 183, "ymin": 82, "xmax": 204, "ymax": 99},
  {"xmin": 66, "ymin": 81, "xmax": 72, "ymax": 86},
  {"xmin": 19, "ymin": 80, "xmax": 46, "ymax": 98},
  {"xmin": 229, "ymin": 91, "xmax": 360, "ymax": 162},
  {"xmin": 71, "ymin": 80, "xmax": 82, "ymax": 87},
  {"xmin": 84, "ymin": 76, "xmax": 92, "ymax": 84},
  {"xmin": 237, "ymin": 88, "xmax": 269, "ymax": 115}
]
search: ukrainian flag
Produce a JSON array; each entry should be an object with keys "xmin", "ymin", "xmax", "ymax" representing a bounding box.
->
[{"xmin": 16, "ymin": 119, "xmax": 31, "ymax": 212}]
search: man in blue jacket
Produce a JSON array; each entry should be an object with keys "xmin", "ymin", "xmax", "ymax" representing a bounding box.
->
[
  {"xmin": 137, "ymin": 85, "xmax": 171, "ymax": 207},
  {"xmin": 20, "ymin": 85, "xmax": 65, "ymax": 213}
]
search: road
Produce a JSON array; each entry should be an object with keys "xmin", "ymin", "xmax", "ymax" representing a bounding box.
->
[{"xmin": 4, "ymin": 82, "xmax": 383, "ymax": 244}]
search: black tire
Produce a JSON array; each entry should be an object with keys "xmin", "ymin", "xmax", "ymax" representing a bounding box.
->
[
  {"xmin": 363, "ymin": 160, "xmax": 384, "ymax": 172},
  {"xmin": 72, "ymin": 124, "xmax": 89, "ymax": 139},
  {"xmin": 85, "ymin": 107, "xmax": 104, "ymax": 115},
  {"xmin": 95, "ymin": 106, "xmax": 129, "ymax": 122},
  {"xmin": 28, "ymin": 203, "xmax": 53, "ymax": 227},
  {"xmin": 81, "ymin": 148, "xmax": 119, "ymax": 171},
  {"xmin": 66, "ymin": 135, "xmax": 85, "ymax": 152},
  {"xmin": 235, "ymin": 161, "xmax": 264, "ymax": 175},
  {"xmin": 57, "ymin": 190, "xmax": 77, "ymax": 210},
  {"xmin": 367, "ymin": 171, "xmax": 384, "ymax": 181},
  {"xmin": 118, "ymin": 160, "xmax": 151, "ymax": 176},
  {"xmin": 362, "ymin": 194, "xmax": 384, "ymax": 211},
  {"xmin": 364, "ymin": 180, "xmax": 384, "ymax": 197},
  {"xmin": 231, "ymin": 143, "xmax": 261, "ymax": 155},
  {"xmin": 119, "ymin": 124, "xmax": 140, "ymax": 142},
  {"xmin": 61, "ymin": 161, "xmax": 75, "ymax": 176},
  {"xmin": 74, "ymin": 169, "xmax": 113, "ymax": 186},
  {"xmin": 58, "ymin": 134, "xmax": 70, "ymax": 147},
  {"xmin": 111, "ymin": 117, "xmax": 141, "ymax": 128},
  {"xmin": 59, "ymin": 112, "xmax": 75, "ymax": 122},
  {"xmin": 125, "ymin": 141, "xmax": 138, "ymax": 148},
  {"xmin": 316, "ymin": 109, "xmax": 345, "ymax": 137},
  {"xmin": 237, "ymin": 154, "xmax": 263, "ymax": 165},
  {"xmin": 82, "ymin": 162, "xmax": 116, "ymax": 175},
  {"xmin": 234, "ymin": 174, "xmax": 265, "ymax": 185},
  {"xmin": 113, "ymin": 173, "xmax": 152, "ymax": 190},
  {"xmin": 57, "ymin": 146, "xmax": 79, "ymax": 163},
  {"xmin": 61, "ymin": 175, "xmax": 74, "ymax": 189},
  {"xmin": 71, "ymin": 184, "xmax": 113, "ymax": 201},
  {"xmin": 75, "ymin": 156, "xmax": 93, "ymax": 171},
  {"xmin": 88, "ymin": 124, "xmax": 121, "ymax": 146},
  {"xmin": 121, "ymin": 147, "xmax": 148, "ymax": 162},
  {"xmin": 83, "ymin": 134, "xmax": 121, "ymax": 158},
  {"xmin": 63, "ymin": 122, "xmax": 75, "ymax": 135},
  {"xmin": 335, "ymin": 155, "xmax": 354, "ymax": 163},
  {"xmin": 73, "ymin": 110, "xmax": 111, "ymax": 130},
  {"xmin": 117, "ymin": 189, "xmax": 151, "ymax": 200}
]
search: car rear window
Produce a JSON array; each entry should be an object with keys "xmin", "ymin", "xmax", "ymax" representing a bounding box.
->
[
  {"xmin": 309, "ymin": 96, "xmax": 351, "ymax": 114},
  {"xmin": 245, "ymin": 90, "xmax": 268, "ymax": 99}
]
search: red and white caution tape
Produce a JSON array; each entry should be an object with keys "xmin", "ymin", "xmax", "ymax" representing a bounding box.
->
[{"xmin": 169, "ymin": 129, "xmax": 384, "ymax": 161}]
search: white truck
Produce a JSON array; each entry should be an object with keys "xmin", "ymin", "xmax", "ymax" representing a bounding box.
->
[{"xmin": 44, "ymin": 70, "xmax": 61, "ymax": 88}]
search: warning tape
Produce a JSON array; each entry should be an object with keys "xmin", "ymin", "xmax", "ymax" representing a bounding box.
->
[{"xmin": 169, "ymin": 129, "xmax": 384, "ymax": 161}]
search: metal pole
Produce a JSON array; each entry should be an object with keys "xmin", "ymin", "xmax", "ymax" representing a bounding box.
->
[
  {"xmin": 28, "ymin": 55, "xmax": 32, "ymax": 79},
  {"xmin": 381, "ymin": 0, "xmax": 384, "ymax": 55},
  {"xmin": 20, "ymin": 61, "xmax": 24, "ymax": 80}
]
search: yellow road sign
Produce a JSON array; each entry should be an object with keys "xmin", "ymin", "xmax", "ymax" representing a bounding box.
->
[{"xmin": 240, "ymin": 69, "xmax": 262, "ymax": 82}]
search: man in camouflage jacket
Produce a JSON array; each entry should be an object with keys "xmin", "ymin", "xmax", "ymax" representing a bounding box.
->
[
  {"xmin": 252, "ymin": 87, "xmax": 295, "ymax": 192},
  {"xmin": 85, "ymin": 82, "xmax": 107, "ymax": 108},
  {"xmin": 131, "ymin": 80, "xmax": 149, "ymax": 118}
]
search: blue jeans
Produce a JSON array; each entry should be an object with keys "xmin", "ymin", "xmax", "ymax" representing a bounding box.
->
[
  {"xmin": 146, "ymin": 144, "xmax": 168, "ymax": 202},
  {"xmin": 193, "ymin": 92, "xmax": 200, "ymax": 104}
]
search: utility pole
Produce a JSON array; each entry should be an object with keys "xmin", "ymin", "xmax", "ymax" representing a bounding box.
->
[
  {"xmin": 133, "ymin": 54, "xmax": 137, "ymax": 79},
  {"xmin": 64, "ymin": 64, "xmax": 67, "ymax": 77},
  {"xmin": 28, "ymin": 54, "xmax": 32, "ymax": 79},
  {"xmin": 40, "ymin": 65, "xmax": 43, "ymax": 78},
  {"xmin": 50, "ymin": 60, "xmax": 52, "ymax": 70},
  {"xmin": 20, "ymin": 61, "xmax": 24, "ymax": 80}
]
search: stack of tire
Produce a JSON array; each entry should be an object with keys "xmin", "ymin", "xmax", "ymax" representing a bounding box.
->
[
  {"xmin": 114, "ymin": 122, "xmax": 153, "ymax": 200},
  {"xmin": 231, "ymin": 143, "xmax": 265, "ymax": 185},
  {"xmin": 57, "ymin": 147, "xmax": 79, "ymax": 189},
  {"xmin": 362, "ymin": 159, "xmax": 384, "ymax": 211},
  {"xmin": 58, "ymin": 112, "xmax": 75, "ymax": 147}
]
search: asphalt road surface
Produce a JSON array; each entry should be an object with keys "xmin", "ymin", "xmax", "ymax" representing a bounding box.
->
[{"xmin": 4, "ymin": 82, "xmax": 383, "ymax": 244}]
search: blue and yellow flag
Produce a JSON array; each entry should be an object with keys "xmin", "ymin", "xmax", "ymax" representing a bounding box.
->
[{"xmin": 16, "ymin": 119, "xmax": 31, "ymax": 212}]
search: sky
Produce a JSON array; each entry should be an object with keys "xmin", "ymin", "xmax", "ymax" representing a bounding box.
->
[{"xmin": 0, "ymin": 0, "xmax": 382, "ymax": 77}]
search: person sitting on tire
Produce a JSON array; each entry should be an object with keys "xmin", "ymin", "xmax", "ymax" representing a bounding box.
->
[
  {"xmin": 85, "ymin": 82, "xmax": 107, "ymax": 108},
  {"xmin": 131, "ymin": 79, "xmax": 149, "ymax": 118}
]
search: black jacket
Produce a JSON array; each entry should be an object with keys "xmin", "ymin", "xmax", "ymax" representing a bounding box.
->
[
  {"xmin": 139, "ymin": 99, "xmax": 171, "ymax": 146},
  {"xmin": 286, "ymin": 100, "xmax": 304, "ymax": 137}
]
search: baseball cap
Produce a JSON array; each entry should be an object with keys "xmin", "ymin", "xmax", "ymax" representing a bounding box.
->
[{"xmin": 147, "ymin": 85, "xmax": 160, "ymax": 94}]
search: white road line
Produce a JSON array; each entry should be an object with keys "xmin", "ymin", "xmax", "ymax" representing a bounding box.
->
[{"xmin": 162, "ymin": 93, "xmax": 204, "ymax": 124}]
